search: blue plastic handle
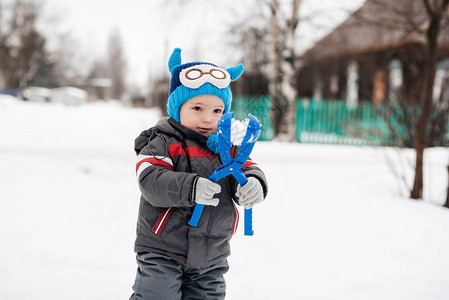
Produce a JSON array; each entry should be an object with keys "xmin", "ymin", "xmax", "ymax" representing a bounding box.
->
[
  {"xmin": 238, "ymin": 177, "xmax": 253, "ymax": 236},
  {"xmin": 188, "ymin": 203, "xmax": 204, "ymax": 227},
  {"xmin": 244, "ymin": 208, "xmax": 253, "ymax": 236},
  {"xmin": 189, "ymin": 177, "xmax": 254, "ymax": 236}
]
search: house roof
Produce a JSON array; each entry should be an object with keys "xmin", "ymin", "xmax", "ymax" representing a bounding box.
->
[{"xmin": 305, "ymin": 0, "xmax": 449, "ymax": 61}]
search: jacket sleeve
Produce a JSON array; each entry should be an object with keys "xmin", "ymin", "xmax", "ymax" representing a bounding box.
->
[
  {"xmin": 229, "ymin": 155, "xmax": 268, "ymax": 203},
  {"xmin": 136, "ymin": 134, "xmax": 197, "ymax": 208},
  {"xmin": 242, "ymin": 160, "xmax": 268, "ymax": 198}
]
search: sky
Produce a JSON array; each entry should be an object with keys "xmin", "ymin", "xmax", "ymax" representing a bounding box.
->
[{"xmin": 40, "ymin": 0, "xmax": 365, "ymax": 90}]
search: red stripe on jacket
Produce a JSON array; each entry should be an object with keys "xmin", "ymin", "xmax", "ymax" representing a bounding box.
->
[
  {"xmin": 136, "ymin": 157, "xmax": 174, "ymax": 172},
  {"xmin": 168, "ymin": 143, "xmax": 216, "ymax": 159},
  {"xmin": 152, "ymin": 208, "xmax": 173, "ymax": 235},
  {"xmin": 231, "ymin": 202, "xmax": 239, "ymax": 237},
  {"xmin": 185, "ymin": 146, "xmax": 216, "ymax": 159},
  {"xmin": 168, "ymin": 143, "xmax": 187, "ymax": 157},
  {"xmin": 242, "ymin": 161, "xmax": 257, "ymax": 168},
  {"xmin": 167, "ymin": 143, "xmax": 255, "ymax": 168}
]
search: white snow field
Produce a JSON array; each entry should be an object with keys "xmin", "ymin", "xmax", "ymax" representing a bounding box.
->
[{"xmin": 1, "ymin": 95, "xmax": 449, "ymax": 299}]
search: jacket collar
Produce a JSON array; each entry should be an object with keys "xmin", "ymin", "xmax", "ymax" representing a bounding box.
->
[{"xmin": 167, "ymin": 118, "xmax": 209, "ymax": 146}]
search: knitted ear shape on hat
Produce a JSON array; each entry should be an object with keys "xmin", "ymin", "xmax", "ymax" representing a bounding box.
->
[{"xmin": 166, "ymin": 48, "xmax": 244, "ymax": 122}]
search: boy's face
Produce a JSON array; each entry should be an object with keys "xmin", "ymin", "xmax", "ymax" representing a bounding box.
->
[{"xmin": 179, "ymin": 95, "xmax": 225, "ymax": 137}]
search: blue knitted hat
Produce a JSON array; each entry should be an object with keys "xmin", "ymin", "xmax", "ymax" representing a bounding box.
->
[{"xmin": 167, "ymin": 48, "xmax": 244, "ymax": 122}]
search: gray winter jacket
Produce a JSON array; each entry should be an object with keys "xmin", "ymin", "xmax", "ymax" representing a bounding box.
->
[{"xmin": 133, "ymin": 117, "xmax": 268, "ymax": 269}]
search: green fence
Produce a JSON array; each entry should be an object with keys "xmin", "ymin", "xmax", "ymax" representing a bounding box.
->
[
  {"xmin": 231, "ymin": 96, "xmax": 273, "ymax": 141},
  {"xmin": 232, "ymin": 97, "xmax": 415, "ymax": 146},
  {"xmin": 296, "ymin": 99, "xmax": 403, "ymax": 146}
]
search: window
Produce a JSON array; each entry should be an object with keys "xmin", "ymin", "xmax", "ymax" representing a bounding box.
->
[
  {"xmin": 434, "ymin": 59, "xmax": 449, "ymax": 103},
  {"xmin": 346, "ymin": 60, "xmax": 359, "ymax": 107},
  {"xmin": 388, "ymin": 59, "xmax": 403, "ymax": 104}
]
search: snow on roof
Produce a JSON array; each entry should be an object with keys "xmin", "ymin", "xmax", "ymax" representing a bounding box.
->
[
  {"xmin": 51, "ymin": 87, "xmax": 88, "ymax": 99},
  {"xmin": 50, "ymin": 86, "xmax": 88, "ymax": 105},
  {"xmin": 304, "ymin": 0, "xmax": 441, "ymax": 61}
]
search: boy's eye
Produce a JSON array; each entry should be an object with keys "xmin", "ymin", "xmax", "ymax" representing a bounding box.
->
[
  {"xmin": 214, "ymin": 108, "xmax": 223, "ymax": 114},
  {"xmin": 193, "ymin": 106, "xmax": 201, "ymax": 111}
]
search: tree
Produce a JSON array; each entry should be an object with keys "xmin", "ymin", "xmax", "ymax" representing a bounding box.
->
[
  {"xmin": 354, "ymin": 0, "xmax": 449, "ymax": 200},
  {"xmin": 107, "ymin": 29, "xmax": 127, "ymax": 100},
  {"xmin": 48, "ymin": 33, "xmax": 84, "ymax": 87},
  {"xmin": 0, "ymin": 0, "xmax": 47, "ymax": 91},
  {"xmin": 83, "ymin": 30, "xmax": 128, "ymax": 101},
  {"xmin": 446, "ymin": 165, "xmax": 449, "ymax": 208},
  {"xmin": 228, "ymin": 3, "xmax": 270, "ymax": 97},
  {"xmin": 410, "ymin": 0, "xmax": 449, "ymax": 199},
  {"xmin": 268, "ymin": 0, "xmax": 301, "ymax": 142},
  {"xmin": 87, "ymin": 60, "xmax": 108, "ymax": 79}
]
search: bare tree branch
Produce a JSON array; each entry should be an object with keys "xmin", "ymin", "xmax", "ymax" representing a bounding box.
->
[
  {"xmin": 353, "ymin": 0, "xmax": 427, "ymax": 36},
  {"xmin": 423, "ymin": 0, "xmax": 435, "ymax": 17}
]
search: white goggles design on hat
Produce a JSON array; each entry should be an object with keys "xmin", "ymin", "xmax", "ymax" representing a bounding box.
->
[{"xmin": 180, "ymin": 64, "xmax": 231, "ymax": 89}]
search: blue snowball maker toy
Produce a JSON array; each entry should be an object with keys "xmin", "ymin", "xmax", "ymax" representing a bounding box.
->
[{"xmin": 188, "ymin": 112, "xmax": 261, "ymax": 236}]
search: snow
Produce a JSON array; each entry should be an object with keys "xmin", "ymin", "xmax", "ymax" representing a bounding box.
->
[
  {"xmin": 22, "ymin": 87, "xmax": 52, "ymax": 103},
  {"xmin": 1, "ymin": 95, "xmax": 449, "ymax": 299},
  {"xmin": 50, "ymin": 87, "xmax": 88, "ymax": 105}
]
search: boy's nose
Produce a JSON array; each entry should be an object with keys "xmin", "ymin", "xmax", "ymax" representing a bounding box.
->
[{"xmin": 202, "ymin": 113, "xmax": 213, "ymax": 123}]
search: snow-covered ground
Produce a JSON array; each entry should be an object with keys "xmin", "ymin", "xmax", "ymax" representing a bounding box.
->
[{"xmin": 1, "ymin": 96, "xmax": 449, "ymax": 299}]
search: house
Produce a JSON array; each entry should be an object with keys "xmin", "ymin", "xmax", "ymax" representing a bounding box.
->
[
  {"xmin": 297, "ymin": 0, "xmax": 449, "ymax": 105},
  {"xmin": 71, "ymin": 78, "xmax": 113, "ymax": 102}
]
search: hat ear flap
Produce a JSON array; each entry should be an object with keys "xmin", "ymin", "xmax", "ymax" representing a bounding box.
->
[
  {"xmin": 168, "ymin": 48, "xmax": 182, "ymax": 73},
  {"xmin": 226, "ymin": 64, "xmax": 244, "ymax": 81}
]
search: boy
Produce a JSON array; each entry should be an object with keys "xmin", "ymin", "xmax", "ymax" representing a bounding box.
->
[{"xmin": 130, "ymin": 48, "xmax": 268, "ymax": 299}]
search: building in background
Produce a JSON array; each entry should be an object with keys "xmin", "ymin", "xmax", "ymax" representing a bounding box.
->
[
  {"xmin": 297, "ymin": 0, "xmax": 449, "ymax": 106},
  {"xmin": 72, "ymin": 78, "xmax": 112, "ymax": 102}
]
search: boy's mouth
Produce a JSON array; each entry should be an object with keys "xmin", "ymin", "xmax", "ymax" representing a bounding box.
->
[{"xmin": 197, "ymin": 127, "xmax": 211, "ymax": 134}]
